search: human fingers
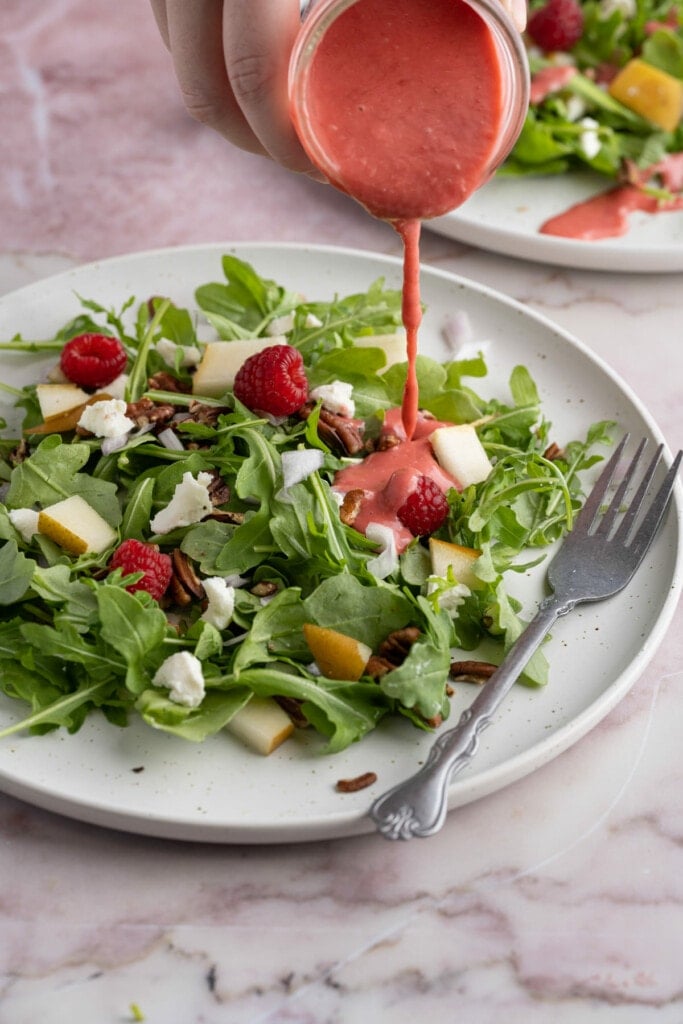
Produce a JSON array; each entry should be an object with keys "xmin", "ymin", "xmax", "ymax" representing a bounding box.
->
[
  {"xmin": 148, "ymin": 0, "xmax": 170, "ymax": 47},
  {"xmin": 500, "ymin": 0, "xmax": 527, "ymax": 32},
  {"xmin": 222, "ymin": 0, "xmax": 316, "ymax": 173},
  {"xmin": 163, "ymin": 0, "xmax": 268, "ymax": 157}
]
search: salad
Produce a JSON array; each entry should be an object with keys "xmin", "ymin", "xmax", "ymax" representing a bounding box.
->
[
  {"xmin": 0, "ymin": 254, "xmax": 612, "ymax": 760},
  {"xmin": 503, "ymin": 0, "xmax": 683, "ymax": 234}
]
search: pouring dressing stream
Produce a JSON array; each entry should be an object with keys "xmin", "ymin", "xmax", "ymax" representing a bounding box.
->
[{"xmin": 289, "ymin": 0, "xmax": 529, "ymax": 438}]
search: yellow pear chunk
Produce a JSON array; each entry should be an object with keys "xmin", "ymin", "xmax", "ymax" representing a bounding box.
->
[
  {"xmin": 429, "ymin": 538, "xmax": 481, "ymax": 589},
  {"xmin": 36, "ymin": 383, "xmax": 90, "ymax": 420},
  {"xmin": 303, "ymin": 623, "xmax": 372, "ymax": 681},
  {"xmin": 431, "ymin": 423, "xmax": 493, "ymax": 488},
  {"xmin": 38, "ymin": 495, "xmax": 117, "ymax": 555},
  {"xmin": 353, "ymin": 332, "xmax": 407, "ymax": 371},
  {"xmin": 192, "ymin": 336, "xmax": 289, "ymax": 397},
  {"xmin": 27, "ymin": 392, "xmax": 113, "ymax": 435},
  {"xmin": 608, "ymin": 58, "xmax": 683, "ymax": 131},
  {"xmin": 226, "ymin": 696, "xmax": 295, "ymax": 756}
]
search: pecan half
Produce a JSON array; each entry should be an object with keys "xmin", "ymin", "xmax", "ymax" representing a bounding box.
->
[
  {"xmin": 378, "ymin": 626, "xmax": 421, "ymax": 664},
  {"xmin": 274, "ymin": 696, "xmax": 309, "ymax": 729},
  {"xmin": 336, "ymin": 771, "xmax": 378, "ymax": 793},
  {"xmin": 299, "ymin": 403, "xmax": 365, "ymax": 455},
  {"xmin": 449, "ymin": 660, "xmax": 497, "ymax": 684},
  {"xmin": 167, "ymin": 550, "xmax": 205, "ymax": 607},
  {"xmin": 206, "ymin": 470, "xmax": 231, "ymax": 507},
  {"xmin": 543, "ymin": 442, "xmax": 565, "ymax": 462},
  {"xmin": 364, "ymin": 655, "xmax": 395, "ymax": 680}
]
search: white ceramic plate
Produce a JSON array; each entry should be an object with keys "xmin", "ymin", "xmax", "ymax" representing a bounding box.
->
[
  {"xmin": 0, "ymin": 243, "xmax": 680, "ymax": 844},
  {"xmin": 428, "ymin": 174, "xmax": 683, "ymax": 273}
]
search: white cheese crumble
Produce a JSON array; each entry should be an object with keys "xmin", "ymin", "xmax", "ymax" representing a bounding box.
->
[
  {"xmin": 153, "ymin": 651, "xmax": 205, "ymax": 708},
  {"xmin": 428, "ymin": 579, "xmax": 471, "ymax": 613},
  {"xmin": 156, "ymin": 337, "xmax": 202, "ymax": 368},
  {"xmin": 100, "ymin": 373, "xmax": 129, "ymax": 400},
  {"xmin": 599, "ymin": 0, "xmax": 635, "ymax": 18},
  {"xmin": 281, "ymin": 449, "xmax": 325, "ymax": 491},
  {"xmin": 77, "ymin": 398, "xmax": 135, "ymax": 438},
  {"xmin": 578, "ymin": 117, "xmax": 602, "ymax": 160},
  {"xmin": 150, "ymin": 471, "xmax": 214, "ymax": 535},
  {"xmin": 564, "ymin": 95, "xmax": 587, "ymax": 122},
  {"xmin": 365, "ymin": 522, "xmax": 398, "ymax": 580},
  {"xmin": 8, "ymin": 508, "xmax": 40, "ymax": 543},
  {"xmin": 200, "ymin": 577, "xmax": 236, "ymax": 631},
  {"xmin": 309, "ymin": 380, "xmax": 355, "ymax": 418}
]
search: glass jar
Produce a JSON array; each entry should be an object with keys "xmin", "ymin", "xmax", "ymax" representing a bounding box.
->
[{"xmin": 289, "ymin": 0, "xmax": 530, "ymax": 221}]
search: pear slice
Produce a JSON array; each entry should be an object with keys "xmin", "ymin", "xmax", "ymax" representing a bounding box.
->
[
  {"xmin": 38, "ymin": 495, "xmax": 117, "ymax": 555},
  {"xmin": 27, "ymin": 392, "xmax": 113, "ymax": 435},
  {"xmin": 225, "ymin": 696, "xmax": 294, "ymax": 755},
  {"xmin": 36, "ymin": 383, "xmax": 90, "ymax": 420},
  {"xmin": 192, "ymin": 336, "xmax": 288, "ymax": 397},
  {"xmin": 303, "ymin": 623, "xmax": 372, "ymax": 681},
  {"xmin": 353, "ymin": 332, "xmax": 407, "ymax": 371},
  {"xmin": 429, "ymin": 538, "xmax": 481, "ymax": 588},
  {"xmin": 430, "ymin": 423, "xmax": 492, "ymax": 488}
]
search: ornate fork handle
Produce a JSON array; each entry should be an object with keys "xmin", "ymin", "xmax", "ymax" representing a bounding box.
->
[{"xmin": 369, "ymin": 595, "xmax": 570, "ymax": 840}]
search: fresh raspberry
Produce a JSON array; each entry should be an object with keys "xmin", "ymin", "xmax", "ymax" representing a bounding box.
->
[
  {"xmin": 527, "ymin": 0, "xmax": 584, "ymax": 52},
  {"xmin": 60, "ymin": 333, "xmax": 128, "ymax": 389},
  {"xmin": 397, "ymin": 476, "xmax": 450, "ymax": 537},
  {"xmin": 109, "ymin": 539, "xmax": 173, "ymax": 601},
  {"xmin": 233, "ymin": 345, "xmax": 308, "ymax": 417}
]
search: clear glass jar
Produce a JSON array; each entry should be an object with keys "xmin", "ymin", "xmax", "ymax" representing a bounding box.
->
[{"xmin": 289, "ymin": 0, "xmax": 530, "ymax": 220}]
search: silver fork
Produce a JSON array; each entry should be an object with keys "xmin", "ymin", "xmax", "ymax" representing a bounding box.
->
[{"xmin": 369, "ymin": 435, "xmax": 682, "ymax": 841}]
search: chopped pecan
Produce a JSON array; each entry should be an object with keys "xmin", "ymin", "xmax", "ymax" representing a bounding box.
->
[
  {"xmin": 206, "ymin": 470, "xmax": 230, "ymax": 507},
  {"xmin": 449, "ymin": 660, "xmax": 497, "ymax": 684},
  {"xmin": 336, "ymin": 771, "xmax": 378, "ymax": 793},
  {"xmin": 126, "ymin": 397, "xmax": 176, "ymax": 428},
  {"xmin": 204, "ymin": 509, "xmax": 246, "ymax": 525},
  {"xmin": 8, "ymin": 439, "xmax": 30, "ymax": 466},
  {"xmin": 166, "ymin": 550, "xmax": 205, "ymax": 607},
  {"xmin": 543, "ymin": 442, "xmax": 565, "ymax": 462},
  {"xmin": 364, "ymin": 655, "xmax": 395, "ymax": 680},
  {"xmin": 378, "ymin": 626, "xmax": 421, "ymax": 665},
  {"xmin": 299, "ymin": 403, "xmax": 365, "ymax": 455},
  {"xmin": 377, "ymin": 431, "xmax": 402, "ymax": 451},
  {"xmin": 250, "ymin": 580, "xmax": 278, "ymax": 598},
  {"xmin": 147, "ymin": 371, "xmax": 192, "ymax": 394},
  {"xmin": 186, "ymin": 400, "xmax": 230, "ymax": 426},
  {"xmin": 275, "ymin": 696, "xmax": 309, "ymax": 729},
  {"xmin": 339, "ymin": 488, "xmax": 364, "ymax": 527}
]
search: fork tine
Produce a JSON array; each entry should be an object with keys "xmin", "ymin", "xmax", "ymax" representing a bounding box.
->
[
  {"xmin": 623, "ymin": 449, "xmax": 682, "ymax": 564},
  {"xmin": 612, "ymin": 442, "xmax": 663, "ymax": 542},
  {"xmin": 572, "ymin": 434, "xmax": 630, "ymax": 535},
  {"xmin": 594, "ymin": 437, "xmax": 648, "ymax": 537}
]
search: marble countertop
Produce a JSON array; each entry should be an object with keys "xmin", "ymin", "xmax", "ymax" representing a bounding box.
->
[{"xmin": 1, "ymin": 2, "xmax": 682, "ymax": 1022}]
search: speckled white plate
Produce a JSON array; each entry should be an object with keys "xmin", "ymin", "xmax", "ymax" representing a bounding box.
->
[
  {"xmin": 428, "ymin": 173, "xmax": 683, "ymax": 273},
  {"xmin": 0, "ymin": 243, "xmax": 680, "ymax": 843}
]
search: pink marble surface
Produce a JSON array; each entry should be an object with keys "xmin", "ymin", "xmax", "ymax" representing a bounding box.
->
[{"xmin": 1, "ymin": 1, "xmax": 682, "ymax": 1022}]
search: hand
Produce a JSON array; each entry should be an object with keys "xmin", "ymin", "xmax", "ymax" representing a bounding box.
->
[
  {"xmin": 149, "ymin": 0, "xmax": 316, "ymax": 174},
  {"xmin": 150, "ymin": 0, "xmax": 527, "ymax": 172}
]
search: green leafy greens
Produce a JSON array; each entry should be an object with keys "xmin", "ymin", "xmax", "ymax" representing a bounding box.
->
[{"xmin": 0, "ymin": 254, "xmax": 613, "ymax": 754}]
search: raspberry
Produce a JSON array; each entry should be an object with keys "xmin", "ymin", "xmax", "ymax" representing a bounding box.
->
[
  {"xmin": 397, "ymin": 476, "xmax": 450, "ymax": 537},
  {"xmin": 527, "ymin": 0, "xmax": 584, "ymax": 52},
  {"xmin": 233, "ymin": 345, "xmax": 308, "ymax": 417},
  {"xmin": 60, "ymin": 333, "xmax": 128, "ymax": 389},
  {"xmin": 109, "ymin": 539, "xmax": 173, "ymax": 601}
]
